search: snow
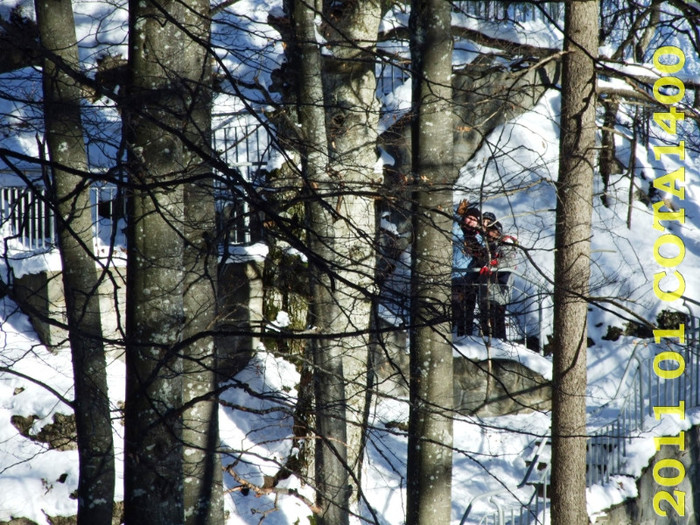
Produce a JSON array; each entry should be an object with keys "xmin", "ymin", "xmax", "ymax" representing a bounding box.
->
[
  {"xmin": 222, "ymin": 241, "xmax": 270, "ymax": 263},
  {"xmin": 0, "ymin": 299, "xmax": 105, "ymax": 524},
  {"xmin": 1, "ymin": 293, "xmax": 695, "ymax": 524},
  {"xmin": 1, "ymin": 249, "xmax": 64, "ymax": 280},
  {"xmin": 455, "ymin": 336, "xmax": 552, "ymax": 380}
]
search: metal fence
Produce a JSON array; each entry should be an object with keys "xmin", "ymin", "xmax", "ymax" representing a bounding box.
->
[
  {"xmin": 461, "ymin": 435, "xmax": 551, "ymax": 525},
  {"xmin": 452, "ymin": 1, "xmax": 563, "ymax": 22},
  {"xmin": 587, "ymin": 335, "xmax": 700, "ymax": 487},
  {"xmin": 213, "ymin": 115, "xmax": 277, "ymax": 246},
  {"xmin": 0, "ymin": 185, "xmax": 55, "ymax": 251},
  {"xmin": 465, "ymin": 314, "xmax": 700, "ymax": 524},
  {"xmin": 0, "ymin": 115, "xmax": 278, "ymax": 252},
  {"xmin": 453, "ymin": 268, "xmax": 553, "ymax": 353},
  {"xmin": 376, "ymin": 60, "xmax": 410, "ymax": 97},
  {"xmin": 0, "ymin": 183, "xmax": 124, "ymax": 252}
]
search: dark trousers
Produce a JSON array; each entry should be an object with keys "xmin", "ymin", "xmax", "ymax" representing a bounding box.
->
[
  {"xmin": 480, "ymin": 301, "xmax": 507, "ymax": 340},
  {"xmin": 452, "ymin": 274, "xmax": 478, "ymax": 336}
]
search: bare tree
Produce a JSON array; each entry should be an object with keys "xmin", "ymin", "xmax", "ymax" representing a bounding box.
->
[
  {"xmin": 178, "ymin": 2, "xmax": 225, "ymax": 524},
  {"xmin": 7, "ymin": 1, "xmax": 700, "ymax": 524},
  {"xmin": 34, "ymin": 0, "xmax": 114, "ymax": 523},
  {"xmin": 550, "ymin": 0, "xmax": 599, "ymax": 523},
  {"xmin": 289, "ymin": 0, "xmax": 350, "ymax": 522},
  {"xmin": 123, "ymin": 0, "xmax": 195, "ymax": 520},
  {"xmin": 319, "ymin": 0, "xmax": 382, "ymax": 495},
  {"xmin": 406, "ymin": 0, "xmax": 455, "ymax": 523}
]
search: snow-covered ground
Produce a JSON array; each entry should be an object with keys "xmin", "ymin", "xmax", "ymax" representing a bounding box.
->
[{"xmin": 2, "ymin": 295, "xmax": 699, "ymax": 524}]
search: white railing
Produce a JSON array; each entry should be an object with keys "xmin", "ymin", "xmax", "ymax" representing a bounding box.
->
[
  {"xmin": 0, "ymin": 185, "xmax": 55, "ymax": 251},
  {"xmin": 0, "ymin": 182, "xmax": 124, "ymax": 252}
]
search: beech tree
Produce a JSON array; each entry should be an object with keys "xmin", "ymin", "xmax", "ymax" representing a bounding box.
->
[
  {"xmin": 123, "ymin": 0, "xmax": 211, "ymax": 521},
  {"xmin": 406, "ymin": 0, "xmax": 455, "ymax": 523},
  {"xmin": 550, "ymin": 0, "xmax": 599, "ymax": 523},
  {"xmin": 319, "ymin": 0, "xmax": 382, "ymax": 494},
  {"xmin": 267, "ymin": 1, "xmax": 384, "ymax": 521},
  {"xmin": 5, "ymin": 1, "xmax": 698, "ymax": 524},
  {"xmin": 289, "ymin": 0, "xmax": 350, "ymax": 522},
  {"xmin": 34, "ymin": 0, "xmax": 114, "ymax": 523},
  {"xmin": 178, "ymin": 1, "xmax": 224, "ymax": 523}
]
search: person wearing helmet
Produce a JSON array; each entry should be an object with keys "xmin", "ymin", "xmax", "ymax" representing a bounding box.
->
[
  {"xmin": 477, "ymin": 217, "xmax": 516, "ymax": 340},
  {"xmin": 481, "ymin": 211, "xmax": 497, "ymax": 228}
]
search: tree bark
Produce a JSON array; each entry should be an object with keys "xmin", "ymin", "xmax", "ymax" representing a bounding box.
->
[
  {"xmin": 182, "ymin": 174, "xmax": 222, "ymax": 525},
  {"xmin": 34, "ymin": 1, "xmax": 115, "ymax": 523},
  {"xmin": 406, "ymin": 0, "xmax": 455, "ymax": 524},
  {"xmin": 551, "ymin": 0, "xmax": 598, "ymax": 523},
  {"xmin": 320, "ymin": 0, "xmax": 382, "ymax": 497},
  {"xmin": 179, "ymin": 2, "xmax": 224, "ymax": 524},
  {"xmin": 290, "ymin": 0, "xmax": 350, "ymax": 523},
  {"xmin": 123, "ymin": 0, "xmax": 197, "ymax": 522}
]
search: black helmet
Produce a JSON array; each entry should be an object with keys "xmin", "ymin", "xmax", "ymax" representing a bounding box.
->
[
  {"xmin": 464, "ymin": 206, "xmax": 481, "ymax": 219},
  {"xmin": 482, "ymin": 211, "xmax": 497, "ymax": 225}
]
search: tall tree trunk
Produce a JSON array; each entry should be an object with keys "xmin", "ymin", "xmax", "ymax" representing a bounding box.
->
[
  {"xmin": 406, "ymin": 0, "xmax": 455, "ymax": 524},
  {"xmin": 123, "ymin": 0, "xmax": 195, "ymax": 521},
  {"xmin": 182, "ymin": 172, "xmax": 222, "ymax": 525},
  {"xmin": 34, "ymin": 1, "xmax": 115, "ymax": 523},
  {"xmin": 320, "ymin": 0, "xmax": 381, "ymax": 496},
  {"xmin": 180, "ymin": 2, "xmax": 224, "ymax": 522},
  {"xmin": 290, "ymin": 0, "xmax": 349, "ymax": 523},
  {"xmin": 551, "ymin": 0, "xmax": 598, "ymax": 523}
]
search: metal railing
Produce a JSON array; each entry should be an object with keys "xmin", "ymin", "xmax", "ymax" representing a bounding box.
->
[
  {"xmin": 463, "ymin": 487, "xmax": 549, "ymax": 525},
  {"xmin": 0, "ymin": 183, "xmax": 124, "ymax": 252},
  {"xmin": 586, "ymin": 334, "xmax": 700, "ymax": 487},
  {"xmin": 0, "ymin": 116, "xmax": 278, "ymax": 253},
  {"xmin": 453, "ymin": 267, "xmax": 553, "ymax": 353},
  {"xmin": 376, "ymin": 60, "xmax": 410, "ymax": 97},
  {"xmin": 213, "ymin": 114, "xmax": 278, "ymax": 246},
  {"xmin": 464, "ymin": 311, "xmax": 700, "ymax": 524},
  {"xmin": 0, "ymin": 185, "xmax": 55, "ymax": 251},
  {"xmin": 462, "ymin": 434, "xmax": 551, "ymax": 525},
  {"xmin": 505, "ymin": 270, "xmax": 552, "ymax": 353},
  {"xmin": 452, "ymin": 1, "xmax": 563, "ymax": 22}
]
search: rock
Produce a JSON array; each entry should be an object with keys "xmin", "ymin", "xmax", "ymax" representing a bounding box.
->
[
  {"xmin": 372, "ymin": 323, "xmax": 551, "ymax": 417},
  {"xmin": 453, "ymin": 357, "xmax": 551, "ymax": 416},
  {"xmin": 594, "ymin": 425, "xmax": 700, "ymax": 524},
  {"xmin": 10, "ymin": 413, "xmax": 77, "ymax": 451}
]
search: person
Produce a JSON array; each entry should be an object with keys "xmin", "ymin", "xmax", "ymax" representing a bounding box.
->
[
  {"xmin": 452, "ymin": 203, "xmax": 483, "ymax": 336},
  {"xmin": 477, "ymin": 216, "xmax": 517, "ymax": 340}
]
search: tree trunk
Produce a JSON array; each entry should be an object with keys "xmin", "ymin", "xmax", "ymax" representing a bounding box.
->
[
  {"xmin": 180, "ymin": 2, "xmax": 224, "ymax": 524},
  {"xmin": 406, "ymin": 0, "xmax": 455, "ymax": 524},
  {"xmin": 290, "ymin": 0, "xmax": 349, "ymax": 523},
  {"xmin": 319, "ymin": 0, "xmax": 381, "ymax": 497},
  {"xmin": 123, "ymin": 0, "xmax": 195, "ymax": 521},
  {"xmin": 599, "ymin": 97, "xmax": 619, "ymax": 207},
  {"xmin": 183, "ymin": 178, "xmax": 222, "ymax": 525},
  {"xmin": 34, "ymin": 1, "xmax": 115, "ymax": 523},
  {"xmin": 551, "ymin": 0, "xmax": 598, "ymax": 523}
]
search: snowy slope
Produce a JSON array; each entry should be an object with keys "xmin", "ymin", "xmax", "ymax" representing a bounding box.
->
[{"xmin": 3, "ymin": 300, "xmax": 697, "ymax": 524}]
